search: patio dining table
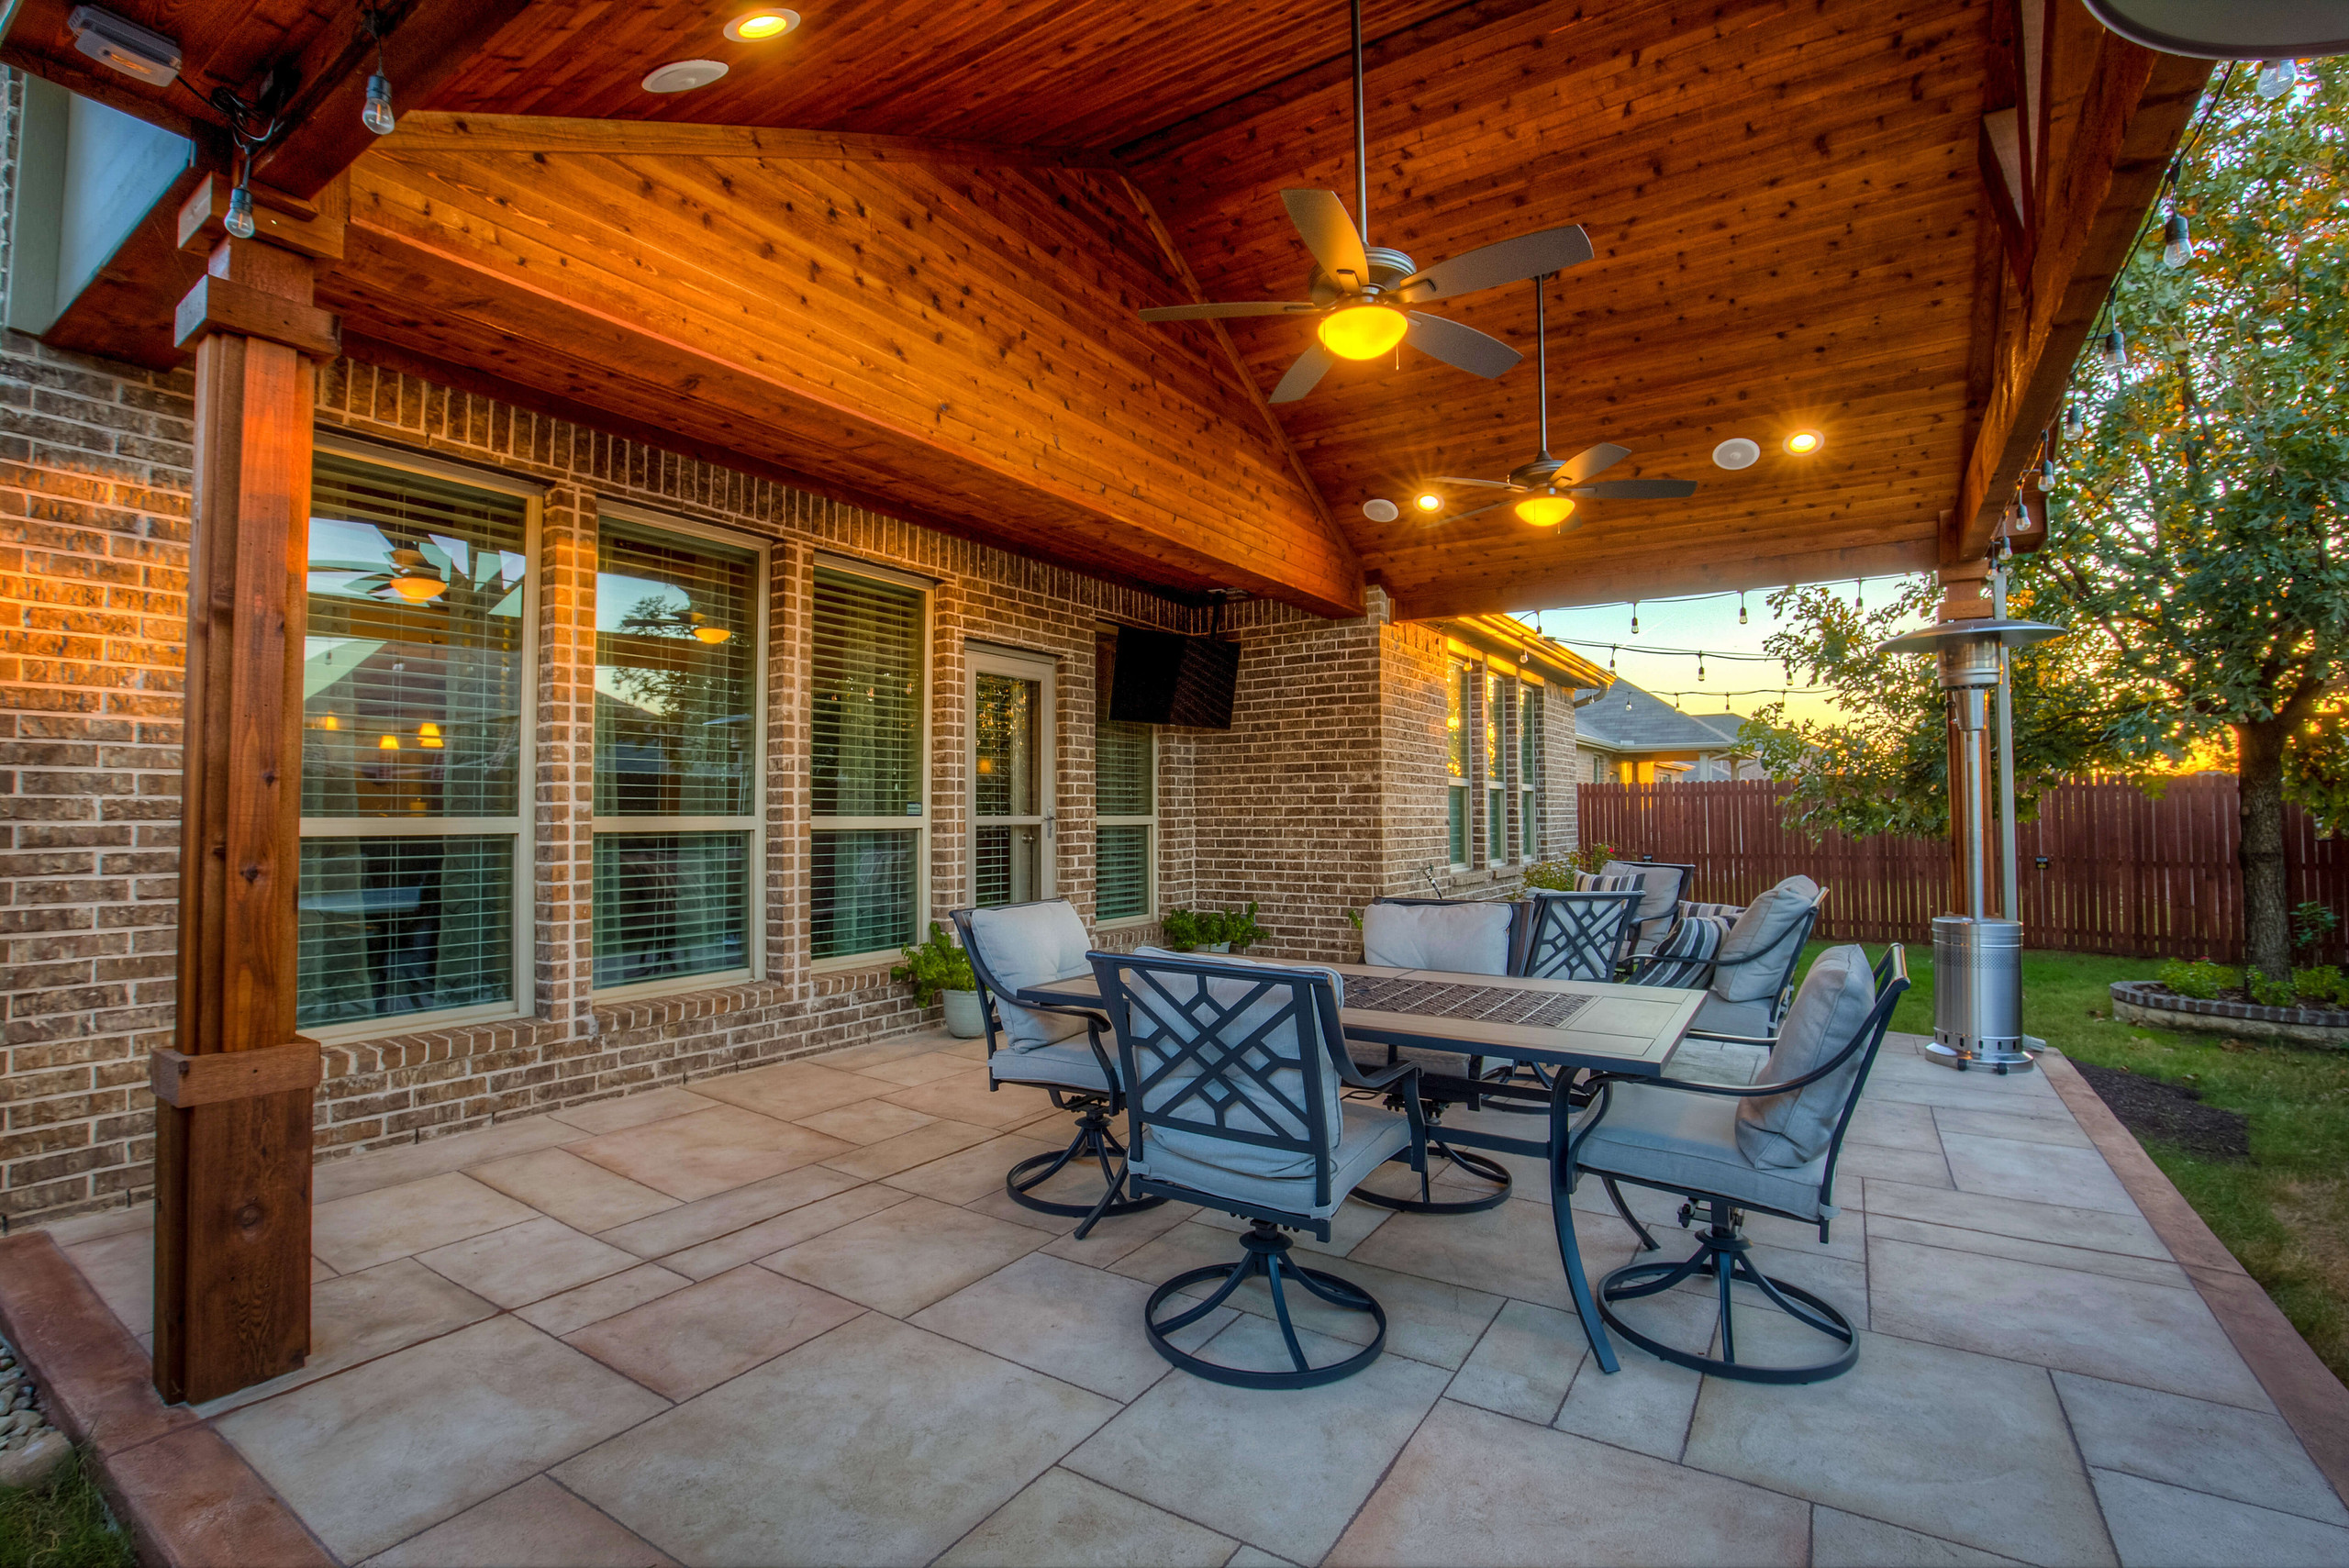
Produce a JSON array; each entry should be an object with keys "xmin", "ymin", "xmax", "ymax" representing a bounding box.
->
[{"xmin": 1016, "ymin": 960, "xmax": 1707, "ymax": 1374}]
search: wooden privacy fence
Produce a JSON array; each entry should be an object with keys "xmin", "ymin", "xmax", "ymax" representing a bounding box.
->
[{"xmin": 1576, "ymin": 777, "xmax": 2349, "ymax": 963}]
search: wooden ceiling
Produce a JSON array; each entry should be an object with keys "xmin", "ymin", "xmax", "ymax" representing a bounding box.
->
[{"xmin": 2, "ymin": 0, "xmax": 2204, "ymax": 618}]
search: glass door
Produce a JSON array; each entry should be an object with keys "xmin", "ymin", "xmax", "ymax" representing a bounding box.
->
[{"xmin": 970, "ymin": 648, "xmax": 1054, "ymax": 907}]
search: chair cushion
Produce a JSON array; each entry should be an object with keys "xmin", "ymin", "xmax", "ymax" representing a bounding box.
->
[
  {"xmin": 966, "ymin": 902, "xmax": 1093, "ymax": 1051},
  {"xmin": 1711, "ymin": 876, "xmax": 1820, "ymax": 1003},
  {"xmin": 1575, "ymin": 1082, "xmax": 1835, "ymax": 1220},
  {"xmin": 1362, "ymin": 901, "xmax": 1513, "ymax": 975},
  {"xmin": 989, "ymin": 1040, "xmax": 1109, "ymax": 1093},
  {"xmin": 1600, "ymin": 862, "xmax": 1686, "ymax": 929},
  {"xmin": 1683, "ymin": 900, "xmax": 1744, "ymax": 922},
  {"xmin": 1735, "ymin": 943, "xmax": 1880, "ymax": 1169},
  {"xmin": 1574, "ymin": 871, "xmax": 1642, "ymax": 895},
  {"xmin": 1133, "ymin": 1100, "xmax": 1413, "ymax": 1221},
  {"xmin": 1663, "ymin": 1036, "xmax": 1769, "ymax": 1087},
  {"xmin": 1632, "ymin": 913, "xmax": 1727, "ymax": 990},
  {"xmin": 1691, "ymin": 993, "xmax": 1777, "ymax": 1039}
]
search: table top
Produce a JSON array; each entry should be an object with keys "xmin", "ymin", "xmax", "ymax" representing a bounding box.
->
[{"xmin": 1018, "ymin": 961, "xmax": 1701, "ymax": 1076}]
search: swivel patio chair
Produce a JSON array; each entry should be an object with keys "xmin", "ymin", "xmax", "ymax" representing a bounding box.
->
[
  {"xmin": 1483, "ymin": 887, "xmax": 1645, "ymax": 1113},
  {"xmin": 1346, "ymin": 896, "xmax": 1525, "ymax": 1213},
  {"xmin": 1592, "ymin": 860, "xmax": 1696, "ymax": 957},
  {"xmin": 1089, "ymin": 948, "xmax": 1428, "ymax": 1388},
  {"xmin": 1562, "ymin": 943, "xmax": 1909, "ymax": 1383},
  {"xmin": 951, "ymin": 901, "xmax": 1164, "ymax": 1239},
  {"xmin": 1629, "ymin": 876, "xmax": 1824, "ymax": 1052}
]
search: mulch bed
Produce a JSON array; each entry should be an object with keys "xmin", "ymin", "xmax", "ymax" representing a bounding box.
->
[{"xmin": 2073, "ymin": 1061, "xmax": 2252, "ymax": 1160}]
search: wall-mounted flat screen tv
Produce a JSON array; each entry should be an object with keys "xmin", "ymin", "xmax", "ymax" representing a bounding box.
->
[{"xmin": 1106, "ymin": 628, "xmax": 1240, "ymax": 729}]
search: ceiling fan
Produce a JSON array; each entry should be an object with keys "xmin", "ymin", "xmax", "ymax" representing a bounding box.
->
[
  {"xmin": 1429, "ymin": 274, "xmax": 1698, "ymax": 528},
  {"xmin": 340, "ymin": 543, "xmax": 451, "ymax": 605},
  {"xmin": 1136, "ymin": 0, "xmax": 1595, "ymax": 404}
]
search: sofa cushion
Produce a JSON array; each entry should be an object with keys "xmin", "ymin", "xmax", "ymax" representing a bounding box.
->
[
  {"xmin": 1362, "ymin": 900, "xmax": 1514, "ymax": 975},
  {"xmin": 1735, "ymin": 943, "xmax": 1880, "ymax": 1168}
]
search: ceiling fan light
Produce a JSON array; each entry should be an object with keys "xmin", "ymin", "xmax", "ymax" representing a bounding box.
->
[
  {"xmin": 1318, "ymin": 305, "xmax": 1408, "ymax": 361},
  {"xmin": 1514, "ymin": 495, "xmax": 1576, "ymax": 528},
  {"xmin": 693, "ymin": 625, "xmax": 733, "ymax": 644},
  {"xmin": 387, "ymin": 572, "xmax": 447, "ymax": 603}
]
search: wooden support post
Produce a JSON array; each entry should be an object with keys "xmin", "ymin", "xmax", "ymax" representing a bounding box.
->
[{"xmin": 151, "ymin": 219, "xmax": 338, "ymax": 1407}]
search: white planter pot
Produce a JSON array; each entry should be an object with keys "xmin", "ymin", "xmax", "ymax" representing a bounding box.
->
[
  {"xmin": 941, "ymin": 988, "xmax": 985, "ymax": 1039},
  {"xmin": 1206, "ymin": 942, "xmax": 1230, "ymax": 953}
]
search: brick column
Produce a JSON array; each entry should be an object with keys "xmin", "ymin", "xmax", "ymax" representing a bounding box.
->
[{"xmin": 535, "ymin": 487, "xmax": 596, "ymax": 1036}]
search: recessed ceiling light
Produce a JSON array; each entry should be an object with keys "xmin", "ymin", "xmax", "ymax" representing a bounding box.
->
[
  {"xmin": 642, "ymin": 59, "xmax": 729, "ymax": 93},
  {"xmin": 1412, "ymin": 492, "xmax": 1444, "ymax": 514},
  {"xmin": 724, "ymin": 8, "xmax": 800, "ymax": 41},
  {"xmin": 1784, "ymin": 429, "xmax": 1824, "ymax": 456},
  {"xmin": 1362, "ymin": 498, "xmax": 1400, "ymax": 523},
  {"xmin": 1712, "ymin": 437, "xmax": 1760, "ymax": 471}
]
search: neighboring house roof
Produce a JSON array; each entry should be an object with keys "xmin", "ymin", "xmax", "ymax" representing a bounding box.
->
[
  {"xmin": 1575, "ymin": 680, "xmax": 1743, "ymax": 756},
  {"xmin": 1687, "ymin": 711, "xmax": 1752, "ymax": 748}
]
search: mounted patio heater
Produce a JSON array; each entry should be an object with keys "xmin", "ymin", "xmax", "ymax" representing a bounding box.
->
[{"xmin": 1879, "ymin": 613, "xmax": 2065, "ymax": 1073}]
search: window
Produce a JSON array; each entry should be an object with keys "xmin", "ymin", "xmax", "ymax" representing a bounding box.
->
[
  {"xmin": 1446, "ymin": 659, "xmax": 1470, "ymax": 865},
  {"xmin": 1097, "ymin": 719, "xmax": 1154, "ymax": 922},
  {"xmin": 811, "ymin": 565, "xmax": 927, "ymax": 962},
  {"xmin": 1520, "ymin": 684, "xmax": 1542, "ymax": 861},
  {"xmin": 592, "ymin": 516, "xmax": 762, "ymax": 992},
  {"xmin": 296, "ymin": 450, "xmax": 534, "ymax": 1034},
  {"xmin": 1485, "ymin": 670, "xmax": 1507, "ymax": 865}
]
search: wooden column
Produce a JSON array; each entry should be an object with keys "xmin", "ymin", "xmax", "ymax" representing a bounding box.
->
[{"xmin": 152, "ymin": 205, "xmax": 340, "ymax": 1407}]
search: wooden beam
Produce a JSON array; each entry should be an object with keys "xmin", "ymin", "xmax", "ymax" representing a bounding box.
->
[
  {"xmin": 383, "ymin": 112, "xmax": 1117, "ymax": 169},
  {"xmin": 1391, "ymin": 536, "xmax": 1940, "ymax": 619},
  {"xmin": 153, "ymin": 234, "xmax": 325, "ymax": 1407}
]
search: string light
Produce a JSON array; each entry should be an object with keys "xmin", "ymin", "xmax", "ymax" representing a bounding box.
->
[
  {"xmin": 224, "ymin": 176, "xmax": 256, "ymax": 239},
  {"xmin": 1737, "ymin": 592, "xmax": 1747, "ymax": 626},
  {"xmin": 1630, "ymin": 600, "xmax": 1640, "ymax": 635},
  {"xmin": 2062, "ymin": 401, "xmax": 2085, "ymax": 440},
  {"xmin": 2161, "ymin": 211, "xmax": 2193, "ymax": 269},
  {"xmin": 2101, "ymin": 326, "xmax": 2128, "ymax": 369},
  {"xmin": 2257, "ymin": 58, "xmax": 2299, "ymax": 100},
  {"xmin": 1698, "ymin": 654, "xmax": 1707, "ymax": 682}
]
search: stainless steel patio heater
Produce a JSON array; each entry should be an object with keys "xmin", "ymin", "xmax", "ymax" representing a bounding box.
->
[{"xmin": 1879, "ymin": 609, "xmax": 2065, "ymax": 1073}]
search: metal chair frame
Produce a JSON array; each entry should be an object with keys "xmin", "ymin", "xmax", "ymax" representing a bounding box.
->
[
  {"xmin": 1090, "ymin": 950, "xmax": 1429, "ymax": 1388},
  {"xmin": 1610, "ymin": 860, "xmax": 1697, "ymax": 955},
  {"xmin": 951, "ymin": 903, "xmax": 1164, "ymax": 1240},
  {"xmin": 1626, "ymin": 889, "xmax": 1830, "ymax": 1049},
  {"xmin": 1477, "ymin": 888, "xmax": 1645, "ymax": 1118},
  {"xmin": 1561, "ymin": 946, "xmax": 1910, "ymax": 1385}
]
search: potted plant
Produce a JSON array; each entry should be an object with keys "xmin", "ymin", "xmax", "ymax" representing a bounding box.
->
[
  {"xmin": 1222, "ymin": 901, "xmax": 1262, "ymax": 951},
  {"xmin": 893, "ymin": 922, "xmax": 985, "ymax": 1038},
  {"xmin": 1162, "ymin": 903, "xmax": 1259, "ymax": 952},
  {"xmin": 1162, "ymin": 907, "xmax": 1208, "ymax": 951}
]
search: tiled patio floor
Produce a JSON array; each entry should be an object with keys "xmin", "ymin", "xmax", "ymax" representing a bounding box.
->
[{"xmin": 43, "ymin": 1030, "xmax": 2349, "ymax": 1567}]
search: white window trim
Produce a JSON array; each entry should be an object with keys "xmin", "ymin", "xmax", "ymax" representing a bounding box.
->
[
  {"xmin": 968, "ymin": 643, "xmax": 1058, "ymax": 907},
  {"xmin": 1095, "ymin": 720, "xmax": 1155, "ymax": 929},
  {"xmin": 809, "ymin": 560, "xmax": 932, "ymax": 973},
  {"xmin": 1446, "ymin": 657, "xmax": 1471, "ymax": 869},
  {"xmin": 1484, "ymin": 668, "xmax": 1508, "ymax": 868},
  {"xmin": 299, "ymin": 446, "xmax": 540, "ymax": 1044},
  {"xmin": 1519, "ymin": 684, "xmax": 1542, "ymax": 862},
  {"xmin": 589, "ymin": 502, "xmax": 770, "ymax": 1001}
]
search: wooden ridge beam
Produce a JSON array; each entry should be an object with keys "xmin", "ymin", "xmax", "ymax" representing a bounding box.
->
[
  {"xmin": 381, "ymin": 112, "xmax": 1118, "ymax": 169},
  {"xmin": 1394, "ymin": 534, "xmax": 1940, "ymax": 619}
]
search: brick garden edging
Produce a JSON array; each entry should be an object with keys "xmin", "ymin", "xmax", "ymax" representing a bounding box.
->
[
  {"xmin": 2109, "ymin": 981, "xmax": 2349, "ymax": 1047},
  {"xmin": 2040, "ymin": 1049, "xmax": 2349, "ymax": 1511}
]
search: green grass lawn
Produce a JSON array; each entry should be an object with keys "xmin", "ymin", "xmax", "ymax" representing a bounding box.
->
[
  {"xmin": 0, "ymin": 1449, "xmax": 133, "ymax": 1568},
  {"xmin": 1795, "ymin": 938, "xmax": 2349, "ymax": 1388}
]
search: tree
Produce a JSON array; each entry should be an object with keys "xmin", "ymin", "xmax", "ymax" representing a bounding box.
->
[{"xmin": 1747, "ymin": 61, "xmax": 2349, "ymax": 980}]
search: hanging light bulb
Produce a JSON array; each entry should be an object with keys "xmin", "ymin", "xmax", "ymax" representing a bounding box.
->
[
  {"xmin": 2257, "ymin": 58, "xmax": 2299, "ymax": 100},
  {"xmin": 2062, "ymin": 401, "xmax": 2085, "ymax": 440},
  {"xmin": 2040, "ymin": 456, "xmax": 2059, "ymax": 489},
  {"xmin": 1630, "ymin": 600, "xmax": 1640, "ymax": 635},
  {"xmin": 1854, "ymin": 578, "xmax": 1865, "ymax": 609},
  {"xmin": 2161, "ymin": 211, "xmax": 2193, "ymax": 269},
  {"xmin": 1608, "ymin": 646, "xmax": 1617, "ymax": 672},
  {"xmin": 363, "ymin": 71, "xmax": 395, "ymax": 135},
  {"xmin": 2101, "ymin": 326, "xmax": 2128, "ymax": 369},
  {"xmin": 1623, "ymin": 691, "xmax": 1633, "ymax": 712},
  {"xmin": 1698, "ymin": 656, "xmax": 1707, "ymax": 683},
  {"xmin": 224, "ymin": 182, "xmax": 256, "ymax": 239},
  {"xmin": 1737, "ymin": 592, "xmax": 1747, "ymax": 626}
]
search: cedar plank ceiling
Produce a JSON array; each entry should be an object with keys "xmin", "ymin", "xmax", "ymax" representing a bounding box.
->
[{"xmin": 6, "ymin": 0, "xmax": 2037, "ymax": 617}]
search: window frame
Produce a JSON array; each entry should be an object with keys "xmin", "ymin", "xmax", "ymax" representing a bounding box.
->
[
  {"xmin": 1445, "ymin": 657, "xmax": 1471, "ymax": 869},
  {"xmin": 808, "ymin": 554, "xmax": 933, "ymax": 973},
  {"xmin": 1094, "ymin": 717, "xmax": 1156, "ymax": 929},
  {"xmin": 1484, "ymin": 668, "xmax": 1508, "ymax": 868},
  {"xmin": 298, "ymin": 436, "xmax": 544, "ymax": 1044},
  {"xmin": 1520, "ymin": 683, "xmax": 1542, "ymax": 862},
  {"xmin": 588, "ymin": 502, "xmax": 770, "ymax": 1002}
]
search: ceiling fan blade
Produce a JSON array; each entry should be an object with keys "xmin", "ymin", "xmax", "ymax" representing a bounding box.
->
[
  {"xmin": 1139, "ymin": 300, "xmax": 1319, "ymax": 322},
  {"xmin": 1404, "ymin": 313, "xmax": 1520, "ymax": 379},
  {"xmin": 1569, "ymin": 478, "xmax": 1700, "ymax": 500},
  {"xmin": 1393, "ymin": 225, "xmax": 1595, "ymax": 304},
  {"xmin": 1281, "ymin": 190, "xmax": 1372, "ymax": 291},
  {"xmin": 1448, "ymin": 499, "xmax": 1511, "ymax": 524},
  {"xmin": 1431, "ymin": 476, "xmax": 1521, "ymax": 490},
  {"xmin": 1268, "ymin": 344, "xmax": 1336, "ymax": 404},
  {"xmin": 1559, "ymin": 442, "xmax": 1632, "ymax": 484}
]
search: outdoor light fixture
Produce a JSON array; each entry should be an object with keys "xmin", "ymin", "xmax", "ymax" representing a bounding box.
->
[
  {"xmin": 386, "ymin": 568, "xmax": 447, "ymax": 604},
  {"xmin": 724, "ymin": 8, "xmax": 799, "ymax": 40},
  {"xmin": 1412, "ymin": 492, "xmax": 1444, "ymax": 515},
  {"xmin": 2101, "ymin": 326, "xmax": 2129, "ymax": 368},
  {"xmin": 378, "ymin": 734, "xmax": 400, "ymax": 751},
  {"xmin": 643, "ymin": 59, "xmax": 729, "ymax": 93},
  {"xmin": 318, "ymin": 713, "xmax": 340, "ymax": 731},
  {"xmin": 1738, "ymin": 592, "xmax": 1748, "ymax": 625},
  {"xmin": 1512, "ymin": 495, "xmax": 1575, "ymax": 527},
  {"xmin": 1783, "ymin": 429, "xmax": 1823, "ymax": 456},
  {"xmin": 1361, "ymin": 498, "xmax": 1400, "ymax": 522},
  {"xmin": 2062, "ymin": 401, "xmax": 2085, "ymax": 439},
  {"xmin": 2162, "ymin": 211, "xmax": 2194, "ymax": 268},
  {"xmin": 1317, "ymin": 305, "xmax": 1408, "ymax": 361},
  {"xmin": 687, "ymin": 614, "xmax": 733, "ymax": 644},
  {"xmin": 224, "ymin": 183, "xmax": 257, "ymax": 239},
  {"xmin": 66, "ymin": 6, "xmax": 180, "ymax": 85},
  {"xmin": 417, "ymin": 721, "xmax": 443, "ymax": 750},
  {"xmin": 2258, "ymin": 58, "xmax": 2301, "ymax": 99},
  {"xmin": 359, "ymin": 8, "xmax": 395, "ymax": 135}
]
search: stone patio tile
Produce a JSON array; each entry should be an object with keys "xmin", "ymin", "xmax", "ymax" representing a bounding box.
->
[
  {"xmin": 2054, "ymin": 1370, "xmax": 2349, "ymax": 1526},
  {"xmin": 936, "ymin": 1467, "xmax": 1237, "ymax": 1568},
  {"xmin": 1683, "ymin": 1329, "xmax": 2116, "ymax": 1565},
  {"xmin": 315, "ymin": 1171, "xmax": 540, "ymax": 1275},
  {"xmin": 311, "ymin": 1255, "xmax": 334, "ymax": 1281},
  {"xmin": 1866, "ymin": 1178, "xmax": 2171, "ymax": 1259},
  {"xmin": 217, "ymin": 1316, "xmax": 668, "ymax": 1563},
  {"xmin": 1741, "ymin": 1204, "xmax": 1866, "ymax": 1260},
  {"xmin": 818, "ymin": 1034, "xmax": 952, "ymax": 1071},
  {"xmin": 1931, "ymin": 1105, "xmax": 2094, "ymax": 1149},
  {"xmin": 40, "ymin": 1206, "xmax": 151, "ymax": 1248},
  {"xmin": 1065, "ymin": 1314, "xmax": 1452, "ymax": 1563},
  {"xmin": 570, "ymin": 1106, "xmax": 856, "ymax": 1202},
  {"xmin": 1327, "ymin": 1398, "xmax": 1809, "ymax": 1567},
  {"xmin": 1035, "ymin": 1196, "xmax": 1201, "ymax": 1262},
  {"xmin": 910, "ymin": 1251, "xmax": 1231, "ymax": 1401},
  {"xmin": 792, "ymin": 1099, "xmax": 937, "ymax": 1145},
  {"xmin": 1867, "ymin": 1237, "xmax": 2270, "ymax": 1408},
  {"xmin": 1866, "ymin": 1214, "xmax": 2191, "ymax": 1289},
  {"xmin": 566, "ymin": 1264, "xmax": 865, "ymax": 1401},
  {"xmin": 1864, "ymin": 1075, "xmax": 2076, "ymax": 1121},
  {"xmin": 2090, "ymin": 1468, "xmax": 2349, "ymax": 1568},
  {"xmin": 595, "ymin": 1165, "xmax": 865, "ymax": 1260},
  {"xmin": 555, "ymin": 1313, "xmax": 1117, "ymax": 1568},
  {"xmin": 1550, "ymin": 1285, "xmax": 1713, "ymax": 1460},
  {"xmin": 548, "ymin": 1087, "xmax": 720, "ymax": 1137},
  {"xmin": 314, "ymin": 1118, "xmax": 589, "ymax": 1205},
  {"xmin": 884, "ymin": 1131, "xmax": 1070, "ymax": 1205},
  {"xmin": 1225, "ymin": 1551, "xmax": 1297, "ymax": 1567},
  {"xmin": 197, "ymin": 1258, "xmax": 496, "ymax": 1418},
  {"xmin": 1809, "ymin": 1507, "xmax": 2026, "ymax": 1566},
  {"xmin": 468, "ymin": 1147, "xmax": 680, "ymax": 1233},
  {"xmin": 1837, "ymin": 1141, "xmax": 1956, "ymax": 1188},
  {"xmin": 819, "ymin": 1118, "xmax": 999, "ymax": 1180},
  {"xmin": 1445, "ymin": 1299, "xmax": 1587, "ymax": 1424},
  {"xmin": 882, "ymin": 1070, "xmax": 1062, "ymax": 1129},
  {"xmin": 516, "ymin": 1263, "xmax": 692, "ymax": 1338},
  {"xmin": 364, "ymin": 1474, "xmax": 675, "ymax": 1568},
  {"xmin": 857, "ymin": 1051, "xmax": 975, "ymax": 1085},
  {"xmin": 1845, "ymin": 1099, "xmax": 1943, "ymax": 1151},
  {"xmin": 1193, "ymin": 1195, "xmax": 1394, "ymax": 1256},
  {"xmin": 762, "ymin": 1195, "xmax": 1046, "ymax": 1316},
  {"xmin": 691, "ymin": 1060, "xmax": 893, "ymax": 1120},
  {"xmin": 941, "ymin": 1037, "xmax": 991, "ymax": 1061},
  {"xmin": 1347, "ymin": 1195, "xmax": 1635, "ymax": 1312},
  {"xmin": 417, "ymin": 1216, "xmax": 640, "ymax": 1308},
  {"xmin": 63, "ymin": 1227, "xmax": 150, "ymax": 1339},
  {"xmin": 1940, "ymin": 1132, "xmax": 2137, "ymax": 1214},
  {"xmin": 659, "ymin": 1184, "xmax": 913, "ymax": 1279}
]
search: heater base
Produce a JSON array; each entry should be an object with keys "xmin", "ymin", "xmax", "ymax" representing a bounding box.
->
[{"xmin": 1925, "ymin": 1036, "xmax": 2042, "ymax": 1074}]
